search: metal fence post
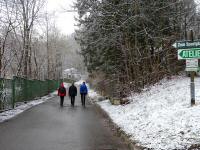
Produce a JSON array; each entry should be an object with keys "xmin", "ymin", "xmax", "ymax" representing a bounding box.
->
[
  {"xmin": 24, "ymin": 78, "xmax": 28, "ymax": 102},
  {"xmin": 12, "ymin": 76, "xmax": 16, "ymax": 109},
  {"xmin": 0, "ymin": 78, "xmax": 3, "ymax": 110},
  {"xmin": 47, "ymin": 80, "xmax": 50, "ymax": 94}
]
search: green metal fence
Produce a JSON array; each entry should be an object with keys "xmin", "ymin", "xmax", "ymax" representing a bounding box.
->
[
  {"xmin": 0, "ymin": 76, "xmax": 61, "ymax": 112},
  {"xmin": 0, "ymin": 78, "xmax": 12, "ymax": 111}
]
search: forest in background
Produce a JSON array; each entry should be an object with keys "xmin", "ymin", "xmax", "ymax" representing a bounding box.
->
[
  {"xmin": 75, "ymin": 0, "xmax": 200, "ymax": 98},
  {"xmin": 0, "ymin": 0, "xmax": 84, "ymax": 80}
]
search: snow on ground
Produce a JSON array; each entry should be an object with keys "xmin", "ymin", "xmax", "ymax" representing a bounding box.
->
[
  {"xmin": 63, "ymin": 82, "xmax": 71, "ymax": 88},
  {"xmin": 0, "ymin": 82, "xmax": 71, "ymax": 123},
  {"xmin": 88, "ymin": 89, "xmax": 99, "ymax": 99},
  {"xmin": 97, "ymin": 76, "xmax": 200, "ymax": 150},
  {"xmin": 0, "ymin": 95, "xmax": 52, "ymax": 123},
  {"xmin": 75, "ymin": 80, "xmax": 85, "ymax": 86},
  {"xmin": 88, "ymin": 89, "xmax": 101, "ymax": 103}
]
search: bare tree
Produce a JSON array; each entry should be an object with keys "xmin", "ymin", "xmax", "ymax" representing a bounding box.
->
[
  {"xmin": 14, "ymin": 0, "xmax": 45, "ymax": 78},
  {"xmin": 0, "ymin": 0, "xmax": 20, "ymax": 77}
]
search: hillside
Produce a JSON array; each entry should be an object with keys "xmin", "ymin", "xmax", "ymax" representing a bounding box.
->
[{"xmin": 98, "ymin": 76, "xmax": 200, "ymax": 149}]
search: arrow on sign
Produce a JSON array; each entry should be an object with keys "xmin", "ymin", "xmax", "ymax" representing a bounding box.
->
[{"xmin": 172, "ymin": 43, "xmax": 177, "ymax": 48}]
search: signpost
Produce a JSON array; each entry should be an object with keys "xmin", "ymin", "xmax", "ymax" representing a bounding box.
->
[{"xmin": 173, "ymin": 30, "xmax": 197, "ymax": 106}]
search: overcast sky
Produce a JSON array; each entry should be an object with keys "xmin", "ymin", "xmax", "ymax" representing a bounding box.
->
[{"xmin": 47, "ymin": 0, "xmax": 77, "ymax": 35}]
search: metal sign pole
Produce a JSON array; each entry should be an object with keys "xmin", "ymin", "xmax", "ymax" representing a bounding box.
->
[
  {"xmin": 174, "ymin": 30, "xmax": 198, "ymax": 106},
  {"xmin": 191, "ymin": 72, "xmax": 195, "ymax": 106},
  {"xmin": 189, "ymin": 30, "xmax": 195, "ymax": 106}
]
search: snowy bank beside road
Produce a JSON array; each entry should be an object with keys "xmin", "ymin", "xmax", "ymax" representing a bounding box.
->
[
  {"xmin": 88, "ymin": 89, "xmax": 102, "ymax": 104},
  {"xmin": 98, "ymin": 76, "xmax": 200, "ymax": 150},
  {"xmin": 0, "ymin": 81, "xmax": 72, "ymax": 123},
  {"xmin": 0, "ymin": 95, "xmax": 53, "ymax": 123}
]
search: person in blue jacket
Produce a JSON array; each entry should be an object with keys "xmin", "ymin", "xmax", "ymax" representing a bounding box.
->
[{"xmin": 80, "ymin": 82, "xmax": 88, "ymax": 106}]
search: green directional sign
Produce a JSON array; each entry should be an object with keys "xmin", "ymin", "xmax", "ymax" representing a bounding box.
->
[
  {"xmin": 173, "ymin": 40, "xmax": 200, "ymax": 49},
  {"xmin": 178, "ymin": 48, "xmax": 200, "ymax": 60}
]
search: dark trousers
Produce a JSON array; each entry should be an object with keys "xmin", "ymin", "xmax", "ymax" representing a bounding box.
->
[
  {"xmin": 71, "ymin": 96, "xmax": 75, "ymax": 106},
  {"xmin": 81, "ymin": 94, "xmax": 86, "ymax": 106},
  {"xmin": 60, "ymin": 96, "xmax": 64, "ymax": 106}
]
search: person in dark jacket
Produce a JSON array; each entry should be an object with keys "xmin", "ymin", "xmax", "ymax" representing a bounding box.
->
[
  {"xmin": 58, "ymin": 83, "xmax": 66, "ymax": 107},
  {"xmin": 68, "ymin": 83, "xmax": 77, "ymax": 106},
  {"xmin": 80, "ymin": 82, "xmax": 88, "ymax": 106}
]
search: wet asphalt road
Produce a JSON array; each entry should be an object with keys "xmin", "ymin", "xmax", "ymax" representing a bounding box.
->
[{"xmin": 0, "ymin": 95, "xmax": 129, "ymax": 150}]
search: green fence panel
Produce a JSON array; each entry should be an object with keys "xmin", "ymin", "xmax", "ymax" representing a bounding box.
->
[
  {"xmin": 0, "ymin": 78, "xmax": 13, "ymax": 111},
  {"xmin": 15, "ymin": 77, "xmax": 25, "ymax": 103},
  {"xmin": 0, "ymin": 76, "xmax": 61, "ymax": 112}
]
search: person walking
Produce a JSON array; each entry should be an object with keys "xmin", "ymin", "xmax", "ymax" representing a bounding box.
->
[
  {"xmin": 68, "ymin": 83, "xmax": 77, "ymax": 106},
  {"xmin": 80, "ymin": 82, "xmax": 88, "ymax": 106},
  {"xmin": 58, "ymin": 83, "xmax": 66, "ymax": 107}
]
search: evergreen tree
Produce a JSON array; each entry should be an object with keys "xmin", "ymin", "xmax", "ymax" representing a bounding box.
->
[{"xmin": 75, "ymin": 0, "xmax": 197, "ymax": 98}]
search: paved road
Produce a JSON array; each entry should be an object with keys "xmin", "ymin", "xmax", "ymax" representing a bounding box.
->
[{"xmin": 0, "ymin": 95, "xmax": 129, "ymax": 150}]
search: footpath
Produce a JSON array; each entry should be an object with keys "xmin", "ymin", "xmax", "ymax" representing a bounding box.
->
[{"xmin": 0, "ymin": 94, "xmax": 129, "ymax": 150}]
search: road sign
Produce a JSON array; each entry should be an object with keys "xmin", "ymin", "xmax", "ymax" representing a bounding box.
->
[
  {"xmin": 178, "ymin": 48, "xmax": 200, "ymax": 59},
  {"xmin": 185, "ymin": 68, "xmax": 199, "ymax": 72},
  {"xmin": 175, "ymin": 30, "xmax": 196, "ymax": 106},
  {"xmin": 186, "ymin": 59, "xmax": 198, "ymax": 67},
  {"xmin": 173, "ymin": 40, "xmax": 200, "ymax": 49},
  {"xmin": 185, "ymin": 59, "xmax": 198, "ymax": 72}
]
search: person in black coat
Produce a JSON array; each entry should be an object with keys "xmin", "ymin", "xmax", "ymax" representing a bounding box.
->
[{"xmin": 68, "ymin": 83, "xmax": 77, "ymax": 106}]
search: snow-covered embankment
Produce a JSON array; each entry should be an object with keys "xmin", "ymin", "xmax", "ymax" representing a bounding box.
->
[{"xmin": 95, "ymin": 76, "xmax": 200, "ymax": 149}]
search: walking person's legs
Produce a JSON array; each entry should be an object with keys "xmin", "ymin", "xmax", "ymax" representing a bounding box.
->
[
  {"xmin": 70, "ymin": 96, "xmax": 73, "ymax": 106},
  {"xmin": 60, "ymin": 96, "xmax": 64, "ymax": 107},
  {"xmin": 71, "ymin": 96, "xmax": 75, "ymax": 106},
  {"xmin": 72, "ymin": 96, "xmax": 75, "ymax": 106},
  {"xmin": 83, "ymin": 94, "xmax": 86, "ymax": 106},
  {"xmin": 73, "ymin": 96, "xmax": 75, "ymax": 106},
  {"xmin": 81, "ymin": 94, "xmax": 84, "ymax": 105}
]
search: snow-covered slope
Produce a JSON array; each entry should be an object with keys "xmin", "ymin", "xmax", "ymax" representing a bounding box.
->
[{"xmin": 98, "ymin": 76, "xmax": 200, "ymax": 149}]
